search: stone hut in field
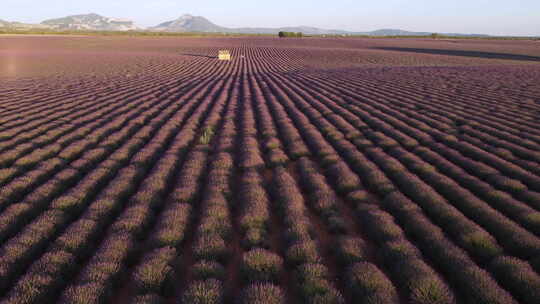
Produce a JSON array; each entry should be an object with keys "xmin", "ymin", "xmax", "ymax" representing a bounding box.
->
[{"xmin": 218, "ymin": 50, "xmax": 231, "ymax": 61}]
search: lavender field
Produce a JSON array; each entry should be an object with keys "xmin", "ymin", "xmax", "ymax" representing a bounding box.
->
[{"xmin": 1, "ymin": 35, "xmax": 540, "ymax": 304}]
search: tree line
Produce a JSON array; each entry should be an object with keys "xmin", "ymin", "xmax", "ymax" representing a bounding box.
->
[{"xmin": 278, "ymin": 31, "xmax": 303, "ymax": 38}]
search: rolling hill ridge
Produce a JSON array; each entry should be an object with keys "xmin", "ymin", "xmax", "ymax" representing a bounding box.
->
[{"xmin": 1, "ymin": 13, "xmax": 490, "ymax": 37}]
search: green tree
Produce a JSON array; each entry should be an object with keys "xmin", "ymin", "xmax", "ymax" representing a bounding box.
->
[{"xmin": 278, "ymin": 31, "xmax": 303, "ymax": 38}]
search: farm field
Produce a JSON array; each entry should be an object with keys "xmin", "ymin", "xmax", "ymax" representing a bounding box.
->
[{"xmin": 0, "ymin": 35, "xmax": 540, "ymax": 304}]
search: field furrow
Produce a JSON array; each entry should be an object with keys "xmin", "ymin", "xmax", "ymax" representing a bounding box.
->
[{"xmin": 1, "ymin": 35, "xmax": 539, "ymax": 304}]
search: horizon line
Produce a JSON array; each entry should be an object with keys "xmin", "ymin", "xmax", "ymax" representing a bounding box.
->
[{"xmin": 2, "ymin": 12, "xmax": 539, "ymax": 37}]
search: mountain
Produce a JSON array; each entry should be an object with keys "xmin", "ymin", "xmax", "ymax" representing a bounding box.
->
[
  {"xmin": 0, "ymin": 19, "xmax": 50, "ymax": 29},
  {"xmin": 151, "ymin": 14, "xmax": 225, "ymax": 32},
  {"xmin": 367, "ymin": 29, "xmax": 429, "ymax": 36},
  {"xmin": 149, "ymin": 15, "xmax": 350, "ymax": 35},
  {"xmin": 41, "ymin": 13, "xmax": 138, "ymax": 31},
  {"xmin": 149, "ymin": 14, "xmax": 489, "ymax": 37},
  {"xmin": 1, "ymin": 13, "xmax": 491, "ymax": 37},
  {"xmin": 366, "ymin": 28, "xmax": 489, "ymax": 37},
  {"xmin": 150, "ymin": 15, "xmax": 351, "ymax": 35}
]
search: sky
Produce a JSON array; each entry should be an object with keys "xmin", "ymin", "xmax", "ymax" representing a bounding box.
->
[{"xmin": 3, "ymin": 0, "xmax": 540, "ymax": 36}]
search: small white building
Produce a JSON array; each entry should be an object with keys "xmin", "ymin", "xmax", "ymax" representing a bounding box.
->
[{"xmin": 218, "ymin": 50, "xmax": 231, "ymax": 61}]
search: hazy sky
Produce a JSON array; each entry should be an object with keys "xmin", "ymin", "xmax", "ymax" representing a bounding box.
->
[{"xmin": 3, "ymin": 0, "xmax": 540, "ymax": 36}]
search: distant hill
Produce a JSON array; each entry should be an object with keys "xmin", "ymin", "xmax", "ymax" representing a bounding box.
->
[
  {"xmin": 149, "ymin": 15, "xmax": 352, "ymax": 35},
  {"xmin": 150, "ymin": 14, "xmax": 226, "ymax": 32},
  {"xmin": 41, "ymin": 13, "xmax": 138, "ymax": 31},
  {"xmin": 366, "ymin": 28, "xmax": 489, "ymax": 37},
  {"xmin": 1, "ymin": 13, "xmax": 490, "ymax": 37},
  {"xmin": 228, "ymin": 26, "xmax": 352, "ymax": 35},
  {"xmin": 0, "ymin": 19, "xmax": 50, "ymax": 30},
  {"xmin": 149, "ymin": 14, "xmax": 490, "ymax": 37},
  {"xmin": 367, "ymin": 29, "xmax": 430, "ymax": 36}
]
